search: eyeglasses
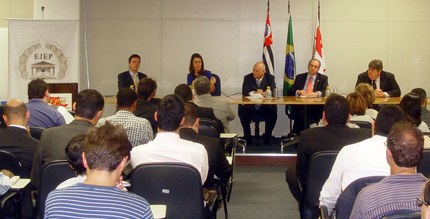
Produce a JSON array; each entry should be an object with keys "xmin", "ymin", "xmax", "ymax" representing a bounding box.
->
[{"xmin": 416, "ymin": 197, "xmax": 429, "ymax": 207}]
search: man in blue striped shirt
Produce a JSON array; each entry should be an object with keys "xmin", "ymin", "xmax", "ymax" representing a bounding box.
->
[{"xmin": 45, "ymin": 122, "xmax": 153, "ymax": 219}]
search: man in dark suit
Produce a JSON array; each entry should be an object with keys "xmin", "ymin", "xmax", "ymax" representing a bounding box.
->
[
  {"xmin": 285, "ymin": 94, "xmax": 371, "ymax": 218},
  {"xmin": 355, "ymin": 59, "xmax": 401, "ymax": 97},
  {"xmin": 135, "ymin": 78, "xmax": 159, "ymax": 134},
  {"xmin": 31, "ymin": 89, "xmax": 105, "ymax": 188},
  {"xmin": 179, "ymin": 103, "xmax": 232, "ymax": 189},
  {"xmin": 287, "ymin": 58, "xmax": 329, "ymax": 134},
  {"xmin": 239, "ymin": 61, "xmax": 277, "ymax": 145},
  {"xmin": 0, "ymin": 99, "xmax": 38, "ymax": 178},
  {"xmin": 117, "ymin": 54, "xmax": 147, "ymax": 92}
]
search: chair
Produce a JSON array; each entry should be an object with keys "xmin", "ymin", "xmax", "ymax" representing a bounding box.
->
[
  {"xmin": 30, "ymin": 127, "xmax": 45, "ymax": 140},
  {"xmin": 303, "ymin": 151, "xmax": 338, "ymax": 219},
  {"xmin": 199, "ymin": 118, "xmax": 221, "ymax": 139},
  {"xmin": 130, "ymin": 163, "xmax": 206, "ymax": 219},
  {"xmin": 37, "ymin": 160, "xmax": 75, "ymax": 218},
  {"xmin": 0, "ymin": 150, "xmax": 23, "ymax": 177},
  {"xmin": 418, "ymin": 149, "xmax": 430, "ymax": 177},
  {"xmin": 0, "ymin": 150, "xmax": 24, "ymax": 219},
  {"xmin": 382, "ymin": 211, "xmax": 421, "ymax": 219},
  {"xmin": 350, "ymin": 121, "xmax": 372, "ymax": 129},
  {"xmin": 211, "ymin": 73, "xmax": 221, "ymax": 96}
]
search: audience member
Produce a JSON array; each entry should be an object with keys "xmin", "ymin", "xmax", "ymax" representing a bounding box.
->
[
  {"xmin": 350, "ymin": 122, "xmax": 426, "ymax": 218},
  {"xmin": 355, "ymin": 83, "xmax": 378, "ymax": 120},
  {"xmin": 130, "ymin": 94, "xmax": 209, "ymax": 183},
  {"xmin": 0, "ymin": 99, "xmax": 38, "ymax": 178},
  {"xmin": 420, "ymin": 180, "xmax": 430, "ymax": 218},
  {"xmin": 45, "ymin": 122, "xmax": 153, "ymax": 218},
  {"xmin": 346, "ymin": 92, "xmax": 374, "ymax": 124},
  {"xmin": 320, "ymin": 105, "xmax": 406, "ymax": 214},
  {"xmin": 187, "ymin": 53, "xmax": 219, "ymax": 96},
  {"xmin": 355, "ymin": 59, "xmax": 401, "ymax": 97},
  {"xmin": 179, "ymin": 103, "xmax": 232, "ymax": 188},
  {"xmin": 134, "ymin": 78, "xmax": 159, "ymax": 134},
  {"xmin": 286, "ymin": 94, "xmax": 371, "ymax": 218},
  {"xmin": 0, "ymin": 169, "xmax": 14, "ymax": 195},
  {"xmin": 287, "ymin": 59, "xmax": 328, "ymax": 134},
  {"xmin": 56, "ymin": 134, "xmax": 86, "ymax": 189},
  {"xmin": 31, "ymin": 89, "xmax": 104, "ymax": 188},
  {"xmin": 117, "ymin": 54, "xmax": 147, "ymax": 92},
  {"xmin": 193, "ymin": 76, "xmax": 235, "ymax": 132},
  {"xmin": 26, "ymin": 78, "xmax": 66, "ymax": 128},
  {"xmin": 98, "ymin": 88, "xmax": 153, "ymax": 147},
  {"xmin": 399, "ymin": 92, "xmax": 430, "ymax": 133},
  {"xmin": 411, "ymin": 88, "xmax": 430, "ymax": 127},
  {"xmin": 239, "ymin": 61, "xmax": 277, "ymax": 145}
]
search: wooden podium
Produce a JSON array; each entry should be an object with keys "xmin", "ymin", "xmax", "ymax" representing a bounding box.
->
[{"xmin": 48, "ymin": 83, "xmax": 78, "ymax": 103}]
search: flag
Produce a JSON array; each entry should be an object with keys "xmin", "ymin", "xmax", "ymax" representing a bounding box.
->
[
  {"xmin": 283, "ymin": 14, "xmax": 295, "ymax": 96},
  {"xmin": 313, "ymin": 15, "xmax": 326, "ymax": 73},
  {"xmin": 262, "ymin": 6, "xmax": 275, "ymax": 75}
]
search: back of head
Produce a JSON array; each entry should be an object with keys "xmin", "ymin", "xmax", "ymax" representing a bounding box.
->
[
  {"xmin": 324, "ymin": 94, "xmax": 349, "ymax": 125},
  {"xmin": 75, "ymin": 89, "xmax": 104, "ymax": 120},
  {"xmin": 116, "ymin": 88, "xmax": 137, "ymax": 108},
  {"xmin": 355, "ymin": 83, "xmax": 375, "ymax": 107},
  {"xmin": 374, "ymin": 105, "xmax": 405, "ymax": 136},
  {"xmin": 27, "ymin": 78, "xmax": 48, "ymax": 100},
  {"xmin": 368, "ymin": 59, "xmax": 383, "ymax": 71},
  {"xmin": 84, "ymin": 122, "xmax": 130, "ymax": 172},
  {"xmin": 174, "ymin": 84, "xmax": 193, "ymax": 102},
  {"xmin": 346, "ymin": 92, "xmax": 367, "ymax": 115},
  {"xmin": 157, "ymin": 94, "xmax": 184, "ymax": 131},
  {"xmin": 411, "ymin": 88, "xmax": 427, "ymax": 105},
  {"xmin": 183, "ymin": 102, "xmax": 198, "ymax": 127},
  {"xmin": 399, "ymin": 92, "xmax": 422, "ymax": 126},
  {"xmin": 387, "ymin": 121, "xmax": 423, "ymax": 168},
  {"xmin": 424, "ymin": 180, "xmax": 430, "ymax": 206},
  {"xmin": 137, "ymin": 78, "xmax": 157, "ymax": 100},
  {"xmin": 65, "ymin": 134, "xmax": 86, "ymax": 175},
  {"xmin": 4, "ymin": 99, "xmax": 27, "ymax": 122},
  {"xmin": 193, "ymin": 76, "xmax": 210, "ymax": 95}
]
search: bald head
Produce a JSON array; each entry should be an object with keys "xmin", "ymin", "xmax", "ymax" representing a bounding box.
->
[
  {"xmin": 3, "ymin": 99, "xmax": 29, "ymax": 126},
  {"xmin": 252, "ymin": 62, "xmax": 266, "ymax": 80}
]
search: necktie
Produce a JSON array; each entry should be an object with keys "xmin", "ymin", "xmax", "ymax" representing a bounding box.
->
[
  {"xmin": 372, "ymin": 80, "xmax": 377, "ymax": 90},
  {"xmin": 307, "ymin": 77, "xmax": 313, "ymax": 93},
  {"xmin": 256, "ymin": 79, "xmax": 261, "ymax": 88},
  {"xmin": 133, "ymin": 74, "xmax": 139, "ymax": 92}
]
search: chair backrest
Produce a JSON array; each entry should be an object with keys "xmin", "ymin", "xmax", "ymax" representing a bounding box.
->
[
  {"xmin": 349, "ymin": 121, "xmax": 372, "ymax": 129},
  {"xmin": 0, "ymin": 105, "xmax": 6, "ymax": 129},
  {"xmin": 0, "ymin": 150, "xmax": 23, "ymax": 176},
  {"xmin": 199, "ymin": 118, "xmax": 220, "ymax": 139},
  {"xmin": 30, "ymin": 127, "xmax": 45, "ymax": 140},
  {"xmin": 382, "ymin": 211, "xmax": 421, "ymax": 219},
  {"xmin": 37, "ymin": 160, "xmax": 75, "ymax": 218},
  {"xmin": 418, "ymin": 149, "xmax": 430, "ymax": 177},
  {"xmin": 130, "ymin": 163, "xmax": 205, "ymax": 219},
  {"xmin": 211, "ymin": 73, "xmax": 221, "ymax": 96},
  {"xmin": 305, "ymin": 151, "xmax": 338, "ymax": 207}
]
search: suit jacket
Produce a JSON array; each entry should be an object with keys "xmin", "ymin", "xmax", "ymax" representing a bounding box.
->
[
  {"xmin": 134, "ymin": 98, "xmax": 158, "ymax": 134},
  {"xmin": 422, "ymin": 108, "xmax": 430, "ymax": 127},
  {"xmin": 179, "ymin": 128, "xmax": 232, "ymax": 188},
  {"xmin": 31, "ymin": 120, "xmax": 94, "ymax": 188},
  {"xmin": 296, "ymin": 124, "xmax": 371, "ymax": 189},
  {"xmin": 242, "ymin": 73, "xmax": 276, "ymax": 96},
  {"xmin": 0, "ymin": 126, "xmax": 39, "ymax": 178},
  {"xmin": 355, "ymin": 71, "xmax": 401, "ymax": 97},
  {"xmin": 117, "ymin": 71, "xmax": 147, "ymax": 91}
]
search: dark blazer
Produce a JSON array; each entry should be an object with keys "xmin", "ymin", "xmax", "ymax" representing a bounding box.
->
[
  {"xmin": 355, "ymin": 71, "xmax": 401, "ymax": 97},
  {"xmin": 242, "ymin": 73, "xmax": 276, "ymax": 96},
  {"xmin": 0, "ymin": 126, "xmax": 39, "ymax": 178},
  {"xmin": 179, "ymin": 128, "xmax": 232, "ymax": 188},
  {"xmin": 31, "ymin": 120, "xmax": 94, "ymax": 188},
  {"xmin": 134, "ymin": 98, "xmax": 158, "ymax": 134},
  {"xmin": 190, "ymin": 102, "xmax": 225, "ymax": 133},
  {"xmin": 117, "ymin": 71, "xmax": 147, "ymax": 91},
  {"xmin": 296, "ymin": 124, "xmax": 371, "ymax": 189}
]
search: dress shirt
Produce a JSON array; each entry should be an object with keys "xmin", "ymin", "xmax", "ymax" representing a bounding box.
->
[
  {"xmin": 418, "ymin": 121, "xmax": 430, "ymax": 132},
  {"xmin": 97, "ymin": 110, "xmax": 153, "ymax": 147},
  {"xmin": 349, "ymin": 114, "xmax": 374, "ymax": 124},
  {"xmin": 319, "ymin": 135, "xmax": 390, "ymax": 212},
  {"xmin": 0, "ymin": 174, "xmax": 11, "ymax": 195},
  {"xmin": 365, "ymin": 108, "xmax": 378, "ymax": 120},
  {"xmin": 130, "ymin": 132, "xmax": 209, "ymax": 183},
  {"xmin": 27, "ymin": 99, "xmax": 66, "ymax": 128}
]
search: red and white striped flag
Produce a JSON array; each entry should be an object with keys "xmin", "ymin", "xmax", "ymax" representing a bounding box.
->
[
  {"xmin": 262, "ymin": 1, "xmax": 274, "ymax": 75},
  {"xmin": 313, "ymin": 16, "xmax": 326, "ymax": 73}
]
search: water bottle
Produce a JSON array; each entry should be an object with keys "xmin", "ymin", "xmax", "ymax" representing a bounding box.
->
[
  {"xmin": 266, "ymin": 86, "xmax": 272, "ymax": 98},
  {"xmin": 325, "ymin": 85, "xmax": 331, "ymax": 97}
]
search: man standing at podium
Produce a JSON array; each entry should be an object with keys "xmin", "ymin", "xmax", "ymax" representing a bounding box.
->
[{"xmin": 117, "ymin": 54, "xmax": 147, "ymax": 92}]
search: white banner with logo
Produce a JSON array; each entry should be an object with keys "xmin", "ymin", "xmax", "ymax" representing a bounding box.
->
[{"xmin": 8, "ymin": 19, "xmax": 79, "ymax": 101}]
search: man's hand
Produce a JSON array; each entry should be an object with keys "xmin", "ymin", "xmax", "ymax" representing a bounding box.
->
[
  {"xmin": 1, "ymin": 169, "xmax": 14, "ymax": 178},
  {"xmin": 375, "ymin": 89, "xmax": 385, "ymax": 97}
]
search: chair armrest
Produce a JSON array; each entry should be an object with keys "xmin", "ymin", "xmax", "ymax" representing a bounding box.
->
[{"xmin": 320, "ymin": 205, "xmax": 329, "ymax": 219}]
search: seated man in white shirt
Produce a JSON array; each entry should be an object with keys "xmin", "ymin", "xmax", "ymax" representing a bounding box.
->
[{"xmin": 130, "ymin": 94, "xmax": 209, "ymax": 183}]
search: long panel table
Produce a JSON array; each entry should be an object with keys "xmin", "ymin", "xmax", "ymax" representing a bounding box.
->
[{"xmin": 227, "ymin": 96, "xmax": 402, "ymax": 105}]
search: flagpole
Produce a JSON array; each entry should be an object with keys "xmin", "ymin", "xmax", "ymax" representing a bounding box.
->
[
  {"xmin": 288, "ymin": 0, "xmax": 290, "ymax": 14},
  {"xmin": 267, "ymin": 0, "xmax": 270, "ymax": 14},
  {"xmin": 318, "ymin": 0, "xmax": 320, "ymax": 21}
]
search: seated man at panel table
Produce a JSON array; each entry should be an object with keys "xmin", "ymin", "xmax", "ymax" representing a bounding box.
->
[
  {"xmin": 31, "ymin": 89, "xmax": 105, "ymax": 188},
  {"xmin": 319, "ymin": 105, "xmax": 406, "ymax": 215},
  {"xmin": 117, "ymin": 54, "xmax": 147, "ymax": 92},
  {"xmin": 0, "ymin": 99, "xmax": 39, "ymax": 178},
  {"xmin": 44, "ymin": 123, "xmax": 153, "ymax": 218},
  {"xmin": 193, "ymin": 76, "xmax": 235, "ymax": 133},
  {"xmin": 350, "ymin": 122, "xmax": 426, "ymax": 218},
  {"xmin": 411, "ymin": 88, "xmax": 430, "ymax": 126},
  {"xmin": 130, "ymin": 94, "xmax": 209, "ymax": 183},
  {"xmin": 287, "ymin": 58, "xmax": 328, "ymax": 135},
  {"xmin": 134, "ymin": 78, "xmax": 159, "ymax": 135},
  {"xmin": 179, "ymin": 103, "xmax": 232, "ymax": 189},
  {"xmin": 238, "ymin": 61, "xmax": 277, "ymax": 145},
  {"xmin": 97, "ymin": 88, "xmax": 153, "ymax": 147},
  {"xmin": 355, "ymin": 59, "xmax": 401, "ymax": 98},
  {"xmin": 285, "ymin": 94, "xmax": 371, "ymax": 218}
]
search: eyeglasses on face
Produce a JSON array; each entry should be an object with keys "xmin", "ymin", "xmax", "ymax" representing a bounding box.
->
[{"xmin": 416, "ymin": 197, "xmax": 429, "ymax": 207}]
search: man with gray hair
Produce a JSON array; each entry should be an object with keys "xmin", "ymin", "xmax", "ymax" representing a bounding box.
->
[{"xmin": 193, "ymin": 76, "xmax": 235, "ymax": 132}]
